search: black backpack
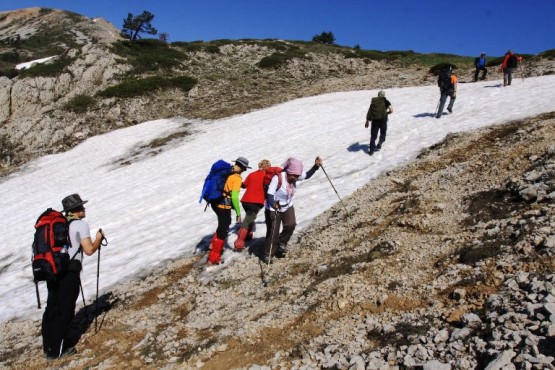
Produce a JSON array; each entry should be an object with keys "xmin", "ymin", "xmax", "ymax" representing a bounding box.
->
[
  {"xmin": 31, "ymin": 208, "xmax": 71, "ymax": 283},
  {"xmin": 367, "ymin": 97, "xmax": 387, "ymax": 121},
  {"xmin": 438, "ymin": 66, "xmax": 453, "ymax": 91}
]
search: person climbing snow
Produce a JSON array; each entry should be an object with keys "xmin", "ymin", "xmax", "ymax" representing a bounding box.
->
[
  {"xmin": 261, "ymin": 157, "xmax": 322, "ymax": 264},
  {"xmin": 365, "ymin": 90, "xmax": 393, "ymax": 155},
  {"xmin": 234, "ymin": 159, "xmax": 271, "ymax": 251},
  {"xmin": 436, "ymin": 65, "xmax": 457, "ymax": 118},
  {"xmin": 474, "ymin": 52, "xmax": 488, "ymax": 81}
]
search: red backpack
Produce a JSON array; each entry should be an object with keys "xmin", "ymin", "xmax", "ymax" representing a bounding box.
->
[
  {"xmin": 31, "ymin": 208, "xmax": 71, "ymax": 282},
  {"xmin": 263, "ymin": 166, "xmax": 283, "ymax": 193}
]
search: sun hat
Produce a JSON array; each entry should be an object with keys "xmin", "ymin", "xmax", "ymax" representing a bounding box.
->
[
  {"xmin": 234, "ymin": 156, "xmax": 251, "ymax": 169},
  {"xmin": 62, "ymin": 193, "xmax": 88, "ymax": 212},
  {"xmin": 282, "ymin": 158, "xmax": 303, "ymax": 176}
]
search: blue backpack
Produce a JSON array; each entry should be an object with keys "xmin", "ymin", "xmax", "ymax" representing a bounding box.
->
[{"xmin": 199, "ymin": 160, "xmax": 232, "ymax": 204}]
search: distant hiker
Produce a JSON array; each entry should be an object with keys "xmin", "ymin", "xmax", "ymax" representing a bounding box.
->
[
  {"xmin": 208, "ymin": 157, "xmax": 250, "ymax": 264},
  {"xmin": 234, "ymin": 159, "xmax": 271, "ymax": 251},
  {"xmin": 42, "ymin": 193, "xmax": 105, "ymax": 360},
  {"xmin": 365, "ymin": 90, "xmax": 393, "ymax": 155},
  {"xmin": 436, "ymin": 66, "xmax": 458, "ymax": 118},
  {"xmin": 474, "ymin": 52, "xmax": 488, "ymax": 81},
  {"xmin": 500, "ymin": 50, "xmax": 522, "ymax": 86},
  {"xmin": 261, "ymin": 157, "xmax": 322, "ymax": 263}
]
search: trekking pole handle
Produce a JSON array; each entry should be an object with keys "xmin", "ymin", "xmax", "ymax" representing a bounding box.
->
[{"xmin": 98, "ymin": 228, "xmax": 108, "ymax": 246}]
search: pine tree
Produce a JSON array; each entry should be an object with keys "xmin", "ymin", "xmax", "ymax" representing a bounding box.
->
[{"xmin": 121, "ymin": 11, "xmax": 158, "ymax": 42}]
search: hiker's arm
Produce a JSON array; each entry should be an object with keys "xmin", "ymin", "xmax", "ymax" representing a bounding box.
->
[
  {"xmin": 303, "ymin": 157, "xmax": 322, "ymax": 180},
  {"xmin": 388, "ymin": 105, "xmax": 394, "ymax": 114},
  {"xmin": 231, "ymin": 190, "xmax": 241, "ymax": 221},
  {"xmin": 81, "ymin": 230, "xmax": 104, "ymax": 256}
]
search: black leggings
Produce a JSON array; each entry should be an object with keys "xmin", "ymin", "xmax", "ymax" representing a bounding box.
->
[
  {"xmin": 211, "ymin": 202, "xmax": 231, "ymax": 240},
  {"xmin": 42, "ymin": 260, "xmax": 81, "ymax": 357}
]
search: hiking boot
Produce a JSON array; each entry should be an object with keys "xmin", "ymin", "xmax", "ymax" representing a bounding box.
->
[
  {"xmin": 274, "ymin": 249, "xmax": 287, "ymax": 259},
  {"xmin": 447, "ymin": 107, "xmax": 452, "ymax": 113},
  {"xmin": 376, "ymin": 141, "xmax": 383, "ymax": 150},
  {"xmin": 45, "ymin": 346, "xmax": 76, "ymax": 360},
  {"xmin": 208, "ymin": 236, "xmax": 225, "ymax": 264},
  {"xmin": 368, "ymin": 148, "xmax": 374, "ymax": 156},
  {"xmin": 234, "ymin": 228, "xmax": 248, "ymax": 251}
]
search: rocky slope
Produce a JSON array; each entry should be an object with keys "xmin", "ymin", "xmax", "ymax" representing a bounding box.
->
[{"xmin": 1, "ymin": 111, "xmax": 554, "ymax": 369}]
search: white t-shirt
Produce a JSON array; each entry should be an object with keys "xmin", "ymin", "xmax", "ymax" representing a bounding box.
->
[
  {"xmin": 265, "ymin": 171, "xmax": 308, "ymax": 212},
  {"xmin": 69, "ymin": 219, "xmax": 91, "ymax": 250}
]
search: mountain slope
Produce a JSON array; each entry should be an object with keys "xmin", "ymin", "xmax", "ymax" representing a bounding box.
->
[
  {"xmin": 1, "ymin": 7, "xmax": 554, "ymax": 177},
  {"xmin": 1, "ymin": 111, "xmax": 554, "ymax": 369}
]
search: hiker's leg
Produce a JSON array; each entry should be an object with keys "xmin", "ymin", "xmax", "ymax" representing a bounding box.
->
[
  {"xmin": 369, "ymin": 121, "xmax": 379, "ymax": 151},
  {"xmin": 379, "ymin": 119, "xmax": 387, "ymax": 144},
  {"xmin": 278, "ymin": 207, "xmax": 297, "ymax": 248},
  {"xmin": 503, "ymin": 70, "xmax": 509, "ymax": 86},
  {"xmin": 447, "ymin": 94, "xmax": 456, "ymax": 111},
  {"xmin": 42, "ymin": 270, "xmax": 80, "ymax": 357},
  {"xmin": 264, "ymin": 210, "xmax": 282, "ymax": 258},
  {"xmin": 482, "ymin": 67, "xmax": 488, "ymax": 80},
  {"xmin": 211, "ymin": 203, "xmax": 231, "ymax": 240},
  {"xmin": 507, "ymin": 68, "xmax": 513, "ymax": 85},
  {"xmin": 474, "ymin": 68, "xmax": 479, "ymax": 81},
  {"xmin": 436, "ymin": 92, "xmax": 448, "ymax": 117}
]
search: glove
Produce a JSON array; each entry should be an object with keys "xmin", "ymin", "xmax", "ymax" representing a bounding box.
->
[
  {"xmin": 272, "ymin": 201, "xmax": 281, "ymax": 210},
  {"xmin": 315, "ymin": 156, "xmax": 322, "ymax": 167},
  {"xmin": 364, "ymin": 121, "xmax": 369, "ymax": 128}
]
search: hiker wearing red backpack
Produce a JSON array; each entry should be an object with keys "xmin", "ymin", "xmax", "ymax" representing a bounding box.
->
[
  {"xmin": 261, "ymin": 157, "xmax": 322, "ymax": 263},
  {"xmin": 42, "ymin": 193, "xmax": 105, "ymax": 360},
  {"xmin": 208, "ymin": 157, "xmax": 250, "ymax": 264},
  {"xmin": 234, "ymin": 159, "xmax": 272, "ymax": 251},
  {"xmin": 500, "ymin": 50, "xmax": 522, "ymax": 86}
]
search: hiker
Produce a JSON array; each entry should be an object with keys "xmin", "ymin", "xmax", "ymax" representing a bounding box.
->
[
  {"xmin": 474, "ymin": 52, "xmax": 488, "ymax": 81},
  {"xmin": 208, "ymin": 157, "xmax": 250, "ymax": 264},
  {"xmin": 42, "ymin": 193, "xmax": 105, "ymax": 360},
  {"xmin": 234, "ymin": 159, "xmax": 271, "ymax": 251},
  {"xmin": 261, "ymin": 157, "xmax": 322, "ymax": 263},
  {"xmin": 436, "ymin": 66, "xmax": 458, "ymax": 119},
  {"xmin": 364, "ymin": 90, "xmax": 393, "ymax": 155},
  {"xmin": 500, "ymin": 50, "xmax": 522, "ymax": 86}
]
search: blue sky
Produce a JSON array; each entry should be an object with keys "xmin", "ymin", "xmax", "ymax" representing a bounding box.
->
[{"xmin": 0, "ymin": 0, "xmax": 553, "ymax": 57}]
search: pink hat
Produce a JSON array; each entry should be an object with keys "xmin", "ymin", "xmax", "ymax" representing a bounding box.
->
[{"xmin": 282, "ymin": 157, "xmax": 303, "ymax": 176}]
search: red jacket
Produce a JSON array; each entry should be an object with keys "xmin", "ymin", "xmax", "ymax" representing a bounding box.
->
[{"xmin": 241, "ymin": 169, "xmax": 266, "ymax": 205}]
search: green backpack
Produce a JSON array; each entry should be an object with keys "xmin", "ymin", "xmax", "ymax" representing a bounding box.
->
[{"xmin": 367, "ymin": 97, "xmax": 387, "ymax": 121}]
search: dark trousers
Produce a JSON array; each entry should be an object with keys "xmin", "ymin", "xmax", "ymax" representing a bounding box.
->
[
  {"xmin": 264, "ymin": 207, "xmax": 296, "ymax": 257},
  {"xmin": 503, "ymin": 68, "xmax": 515, "ymax": 86},
  {"xmin": 436, "ymin": 91, "xmax": 456, "ymax": 118},
  {"xmin": 241, "ymin": 202, "xmax": 263, "ymax": 230},
  {"xmin": 211, "ymin": 202, "xmax": 231, "ymax": 240},
  {"xmin": 474, "ymin": 66, "xmax": 487, "ymax": 81},
  {"xmin": 369, "ymin": 119, "xmax": 387, "ymax": 151},
  {"xmin": 42, "ymin": 261, "xmax": 81, "ymax": 357}
]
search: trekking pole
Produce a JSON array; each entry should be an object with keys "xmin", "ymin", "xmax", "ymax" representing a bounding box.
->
[
  {"xmin": 320, "ymin": 164, "xmax": 348, "ymax": 214},
  {"xmin": 35, "ymin": 281, "xmax": 41, "ymax": 309},
  {"xmin": 262, "ymin": 212, "xmax": 280, "ymax": 287},
  {"xmin": 95, "ymin": 229, "xmax": 108, "ymax": 333}
]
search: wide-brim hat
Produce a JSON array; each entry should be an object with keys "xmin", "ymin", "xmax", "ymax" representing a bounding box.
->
[
  {"xmin": 62, "ymin": 193, "xmax": 88, "ymax": 212},
  {"xmin": 234, "ymin": 156, "xmax": 251, "ymax": 169}
]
